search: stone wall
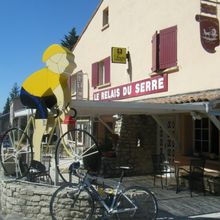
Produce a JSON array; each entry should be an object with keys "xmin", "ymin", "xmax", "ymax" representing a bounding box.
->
[
  {"xmin": 1, "ymin": 181, "xmax": 54, "ymax": 219},
  {"xmin": 102, "ymin": 115, "xmax": 157, "ymax": 177},
  {"xmin": 0, "ymin": 180, "xmax": 104, "ymax": 220},
  {"xmin": 0, "ymin": 179, "xmax": 149, "ymax": 220},
  {"xmin": 116, "ymin": 115, "xmax": 157, "ymax": 175}
]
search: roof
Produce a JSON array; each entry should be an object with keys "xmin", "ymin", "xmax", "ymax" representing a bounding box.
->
[
  {"xmin": 0, "ymin": 113, "xmax": 10, "ymax": 119},
  {"xmin": 142, "ymin": 89, "xmax": 220, "ymax": 104}
]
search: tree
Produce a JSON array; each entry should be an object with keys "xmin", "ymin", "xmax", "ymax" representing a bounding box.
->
[
  {"xmin": 10, "ymin": 83, "xmax": 20, "ymax": 100},
  {"xmin": 3, "ymin": 97, "xmax": 10, "ymax": 114},
  {"xmin": 2, "ymin": 83, "xmax": 20, "ymax": 114},
  {"xmin": 61, "ymin": 27, "xmax": 79, "ymax": 50}
]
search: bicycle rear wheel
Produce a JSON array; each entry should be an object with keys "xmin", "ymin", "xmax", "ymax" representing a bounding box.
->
[
  {"xmin": 55, "ymin": 128, "xmax": 101, "ymax": 182},
  {"xmin": 115, "ymin": 186, "xmax": 158, "ymax": 220},
  {"xmin": 50, "ymin": 182, "xmax": 94, "ymax": 220},
  {"xmin": 0, "ymin": 128, "xmax": 33, "ymax": 178}
]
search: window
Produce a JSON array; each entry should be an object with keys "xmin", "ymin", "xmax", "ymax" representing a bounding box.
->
[
  {"xmin": 194, "ymin": 118, "xmax": 209, "ymax": 153},
  {"xmin": 92, "ymin": 57, "xmax": 110, "ymax": 88},
  {"xmin": 194, "ymin": 118, "xmax": 219, "ymax": 156},
  {"xmin": 103, "ymin": 7, "xmax": 109, "ymax": 27},
  {"xmin": 98, "ymin": 61, "xmax": 105, "ymax": 85},
  {"xmin": 152, "ymin": 25, "xmax": 177, "ymax": 72},
  {"xmin": 71, "ymin": 75, "xmax": 77, "ymax": 96}
]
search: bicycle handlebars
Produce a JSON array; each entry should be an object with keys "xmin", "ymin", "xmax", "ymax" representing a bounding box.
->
[{"xmin": 53, "ymin": 105, "xmax": 77, "ymax": 119}]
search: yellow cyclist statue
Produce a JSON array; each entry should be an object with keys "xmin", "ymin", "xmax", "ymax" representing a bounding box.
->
[{"xmin": 20, "ymin": 44, "xmax": 76, "ymax": 161}]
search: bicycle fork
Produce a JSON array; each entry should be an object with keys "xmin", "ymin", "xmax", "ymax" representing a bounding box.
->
[
  {"xmin": 110, "ymin": 193, "xmax": 138, "ymax": 217},
  {"xmin": 100, "ymin": 187, "xmax": 138, "ymax": 217}
]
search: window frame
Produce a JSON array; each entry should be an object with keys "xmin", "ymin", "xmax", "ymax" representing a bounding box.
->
[
  {"xmin": 92, "ymin": 57, "xmax": 111, "ymax": 88},
  {"xmin": 102, "ymin": 7, "xmax": 109, "ymax": 31},
  {"xmin": 194, "ymin": 118, "xmax": 209, "ymax": 154},
  {"xmin": 98, "ymin": 60, "xmax": 105, "ymax": 86},
  {"xmin": 71, "ymin": 74, "xmax": 77, "ymax": 97},
  {"xmin": 193, "ymin": 118, "xmax": 219, "ymax": 157}
]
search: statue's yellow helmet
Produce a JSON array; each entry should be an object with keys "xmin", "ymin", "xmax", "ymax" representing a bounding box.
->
[{"xmin": 42, "ymin": 44, "xmax": 72, "ymax": 62}]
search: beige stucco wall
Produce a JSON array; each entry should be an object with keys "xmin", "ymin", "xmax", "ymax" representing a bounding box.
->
[{"xmin": 73, "ymin": 0, "xmax": 220, "ymax": 101}]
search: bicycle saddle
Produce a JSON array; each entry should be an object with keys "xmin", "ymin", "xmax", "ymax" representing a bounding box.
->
[
  {"xmin": 116, "ymin": 166, "xmax": 132, "ymax": 170},
  {"xmin": 69, "ymin": 162, "xmax": 80, "ymax": 172}
]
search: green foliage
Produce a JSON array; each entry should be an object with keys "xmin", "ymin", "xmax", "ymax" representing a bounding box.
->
[
  {"xmin": 2, "ymin": 83, "xmax": 20, "ymax": 114},
  {"xmin": 3, "ymin": 97, "xmax": 10, "ymax": 114},
  {"xmin": 10, "ymin": 83, "xmax": 20, "ymax": 100},
  {"xmin": 61, "ymin": 27, "xmax": 79, "ymax": 50}
]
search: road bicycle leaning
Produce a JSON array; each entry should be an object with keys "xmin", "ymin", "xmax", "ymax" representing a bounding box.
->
[{"xmin": 50, "ymin": 161, "xmax": 158, "ymax": 220}]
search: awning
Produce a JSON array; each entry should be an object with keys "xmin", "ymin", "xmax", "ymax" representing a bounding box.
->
[
  {"xmin": 71, "ymin": 100, "xmax": 210, "ymax": 117},
  {"xmin": 72, "ymin": 100, "xmax": 220, "ymax": 133},
  {"xmin": 14, "ymin": 109, "xmax": 35, "ymax": 118},
  {"xmin": 11, "ymin": 100, "xmax": 220, "ymax": 146},
  {"xmin": 13, "ymin": 100, "xmax": 219, "ymax": 118}
]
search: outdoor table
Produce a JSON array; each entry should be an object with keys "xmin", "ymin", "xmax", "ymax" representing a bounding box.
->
[
  {"xmin": 204, "ymin": 168, "xmax": 220, "ymax": 195},
  {"xmin": 174, "ymin": 160, "xmax": 189, "ymax": 176},
  {"xmin": 159, "ymin": 160, "xmax": 176, "ymax": 187},
  {"xmin": 174, "ymin": 160, "xmax": 190, "ymax": 193}
]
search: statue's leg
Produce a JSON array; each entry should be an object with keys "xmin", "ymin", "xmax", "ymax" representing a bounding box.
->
[{"xmin": 33, "ymin": 119, "xmax": 47, "ymax": 161}]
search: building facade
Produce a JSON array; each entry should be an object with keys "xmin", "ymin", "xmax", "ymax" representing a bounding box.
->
[{"xmin": 72, "ymin": 0, "xmax": 220, "ymax": 174}]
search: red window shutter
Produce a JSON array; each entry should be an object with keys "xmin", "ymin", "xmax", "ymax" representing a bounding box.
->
[
  {"xmin": 92, "ymin": 62, "xmax": 98, "ymax": 88},
  {"xmin": 104, "ymin": 56, "xmax": 110, "ymax": 84},
  {"xmin": 159, "ymin": 25, "xmax": 177, "ymax": 70},
  {"xmin": 151, "ymin": 31, "xmax": 158, "ymax": 72}
]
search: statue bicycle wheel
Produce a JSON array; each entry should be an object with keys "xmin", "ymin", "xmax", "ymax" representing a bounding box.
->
[
  {"xmin": 55, "ymin": 128, "xmax": 101, "ymax": 182},
  {"xmin": 0, "ymin": 127, "xmax": 33, "ymax": 178}
]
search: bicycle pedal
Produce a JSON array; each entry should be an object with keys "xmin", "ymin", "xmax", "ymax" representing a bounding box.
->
[
  {"xmin": 102, "ymin": 212, "xmax": 112, "ymax": 220},
  {"xmin": 67, "ymin": 191, "xmax": 77, "ymax": 199}
]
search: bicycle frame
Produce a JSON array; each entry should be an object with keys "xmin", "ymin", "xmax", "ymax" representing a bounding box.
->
[
  {"xmin": 22, "ymin": 112, "xmax": 64, "ymax": 154},
  {"xmin": 22, "ymin": 107, "xmax": 97, "ymax": 160},
  {"xmin": 42, "ymin": 115, "xmax": 63, "ymax": 154},
  {"xmin": 82, "ymin": 173, "xmax": 138, "ymax": 216}
]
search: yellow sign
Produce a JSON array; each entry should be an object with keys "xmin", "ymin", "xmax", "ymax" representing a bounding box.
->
[{"xmin": 111, "ymin": 47, "xmax": 127, "ymax": 63}]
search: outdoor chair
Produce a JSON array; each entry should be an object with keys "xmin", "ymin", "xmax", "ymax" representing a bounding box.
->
[
  {"xmin": 151, "ymin": 154, "xmax": 175, "ymax": 189},
  {"xmin": 28, "ymin": 157, "xmax": 53, "ymax": 184},
  {"xmin": 176, "ymin": 158, "xmax": 206, "ymax": 197}
]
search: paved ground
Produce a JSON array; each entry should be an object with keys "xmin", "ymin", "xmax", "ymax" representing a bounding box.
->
[
  {"xmin": 122, "ymin": 175, "xmax": 220, "ymax": 220},
  {"xmin": 0, "ymin": 166, "xmax": 220, "ymax": 219}
]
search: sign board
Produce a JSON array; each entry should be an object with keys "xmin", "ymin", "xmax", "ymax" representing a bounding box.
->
[
  {"xmin": 201, "ymin": 3, "xmax": 217, "ymax": 15},
  {"xmin": 93, "ymin": 74, "xmax": 168, "ymax": 101},
  {"xmin": 196, "ymin": 14, "xmax": 219, "ymax": 53},
  {"xmin": 111, "ymin": 47, "xmax": 127, "ymax": 63}
]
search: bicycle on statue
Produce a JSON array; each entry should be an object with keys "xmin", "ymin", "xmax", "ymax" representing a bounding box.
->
[
  {"xmin": 0, "ymin": 105, "xmax": 72, "ymax": 178},
  {"xmin": 50, "ymin": 162, "xmax": 158, "ymax": 220},
  {"xmin": 0, "ymin": 126, "xmax": 33, "ymax": 179},
  {"xmin": 0, "ymin": 105, "xmax": 97, "ymax": 178}
]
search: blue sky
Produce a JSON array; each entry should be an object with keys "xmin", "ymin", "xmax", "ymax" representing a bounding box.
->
[{"xmin": 0, "ymin": 0, "xmax": 100, "ymax": 112}]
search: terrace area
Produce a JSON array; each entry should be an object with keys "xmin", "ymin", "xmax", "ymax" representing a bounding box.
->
[{"xmin": 122, "ymin": 175, "xmax": 220, "ymax": 219}]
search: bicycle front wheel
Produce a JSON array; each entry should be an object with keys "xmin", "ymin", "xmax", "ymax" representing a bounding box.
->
[
  {"xmin": 0, "ymin": 128, "xmax": 33, "ymax": 178},
  {"xmin": 50, "ymin": 182, "xmax": 94, "ymax": 220},
  {"xmin": 115, "ymin": 186, "xmax": 158, "ymax": 220},
  {"xmin": 55, "ymin": 128, "xmax": 101, "ymax": 182}
]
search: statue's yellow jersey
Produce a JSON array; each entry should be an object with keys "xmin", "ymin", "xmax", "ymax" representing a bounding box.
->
[{"xmin": 22, "ymin": 68, "xmax": 68, "ymax": 97}]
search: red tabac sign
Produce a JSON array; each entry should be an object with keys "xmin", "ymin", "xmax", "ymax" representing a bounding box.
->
[
  {"xmin": 93, "ymin": 74, "xmax": 168, "ymax": 101},
  {"xmin": 196, "ymin": 14, "xmax": 219, "ymax": 53}
]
